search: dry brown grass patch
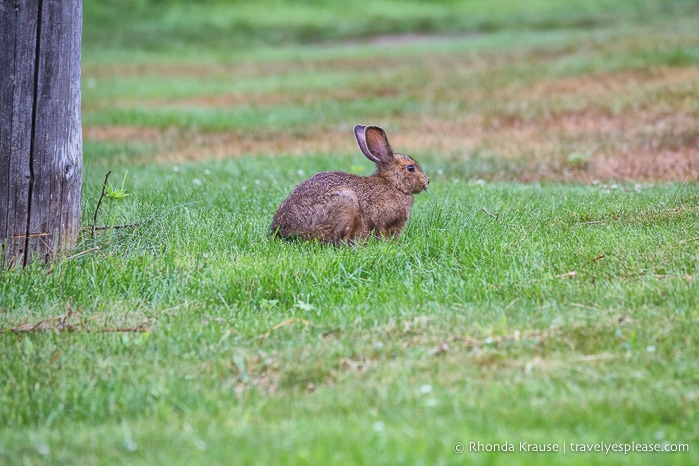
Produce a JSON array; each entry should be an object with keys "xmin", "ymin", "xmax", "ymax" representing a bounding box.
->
[{"xmin": 83, "ymin": 63, "xmax": 699, "ymax": 182}]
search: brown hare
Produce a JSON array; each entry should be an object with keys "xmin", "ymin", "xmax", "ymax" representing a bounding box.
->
[{"xmin": 270, "ymin": 124, "xmax": 429, "ymax": 244}]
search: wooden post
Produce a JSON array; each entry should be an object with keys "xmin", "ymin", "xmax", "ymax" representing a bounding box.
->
[{"xmin": 1, "ymin": 0, "xmax": 83, "ymax": 268}]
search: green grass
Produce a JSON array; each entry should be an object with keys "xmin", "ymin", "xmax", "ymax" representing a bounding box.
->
[
  {"xmin": 83, "ymin": 0, "xmax": 697, "ymax": 58},
  {"xmin": 2, "ymin": 0, "xmax": 699, "ymax": 464},
  {"xmin": 2, "ymin": 161, "xmax": 698, "ymax": 465}
]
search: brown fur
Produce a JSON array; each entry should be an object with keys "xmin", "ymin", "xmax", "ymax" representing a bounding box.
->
[{"xmin": 270, "ymin": 125, "xmax": 429, "ymax": 244}]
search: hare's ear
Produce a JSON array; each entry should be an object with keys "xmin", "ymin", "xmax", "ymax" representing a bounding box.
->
[{"xmin": 354, "ymin": 124, "xmax": 394, "ymax": 164}]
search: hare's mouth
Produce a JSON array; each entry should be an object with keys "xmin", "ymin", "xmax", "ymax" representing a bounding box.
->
[
  {"xmin": 414, "ymin": 181, "xmax": 429, "ymax": 194},
  {"xmin": 421, "ymin": 177, "xmax": 431, "ymax": 192}
]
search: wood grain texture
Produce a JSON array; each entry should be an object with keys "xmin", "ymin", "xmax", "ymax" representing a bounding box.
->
[{"xmin": 1, "ymin": 0, "xmax": 83, "ymax": 268}]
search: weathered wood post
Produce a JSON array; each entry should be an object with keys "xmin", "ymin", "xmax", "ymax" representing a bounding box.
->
[{"xmin": 1, "ymin": 0, "xmax": 83, "ymax": 268}]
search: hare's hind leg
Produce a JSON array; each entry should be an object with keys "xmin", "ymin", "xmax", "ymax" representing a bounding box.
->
[{"xmin": 314, "ymin": 189, "xmax": 363, "ymax": 244}]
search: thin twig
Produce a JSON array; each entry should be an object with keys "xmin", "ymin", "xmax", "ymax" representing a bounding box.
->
[
  {"xmin": 89, "ymin": 201, "xmax": 199, "ymax": 237},
  {"xmin": 0, "ymin": 308, "xmax": 148, "ymax": 334},
  {"xmin": 99, "ymin": 326, "xmax": 149, "ymax": 333},
  {"xmin": 91, "ymin": 223, "xmax": 141, "ymax": 231},
  {"xmin": 3, "ymin": 324, "xmax": 149, "ymax": 334},
  {"xmin": 65, "ymin": 246, "xmax": 100, "ymax": 261},
  {"xmin": 92, "ymin": 171, "xmax": 112, "ymax": 238},
  {"xmin": 482, "ymin": 207, "xmax": 499, "ymax": 221},
  {"xmin": 10, "ymin": 232, "xmax": 49, "ymax": 238}
]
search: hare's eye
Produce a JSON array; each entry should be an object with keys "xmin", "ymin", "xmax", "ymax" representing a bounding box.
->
[{"xmin": 407, "ymin": 165, "xmax": 415, "ymax": 173}]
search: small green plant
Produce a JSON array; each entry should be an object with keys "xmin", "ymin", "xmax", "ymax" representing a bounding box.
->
[
  {"xmin": 105, "ymin": 170, "xmax": 130, "ymax": 202},
  {"xmin": 104, "ymin": 170, "xmax": 130, "ymax": 228},
  {"xmin": 91, "ymin": 170, "xmax": 135, "ymax": 238}
]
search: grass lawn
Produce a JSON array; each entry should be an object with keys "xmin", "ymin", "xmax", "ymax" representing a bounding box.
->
[{"xmin": 1, "ymin": 0, "xmax": 698, "ymax": 464}]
